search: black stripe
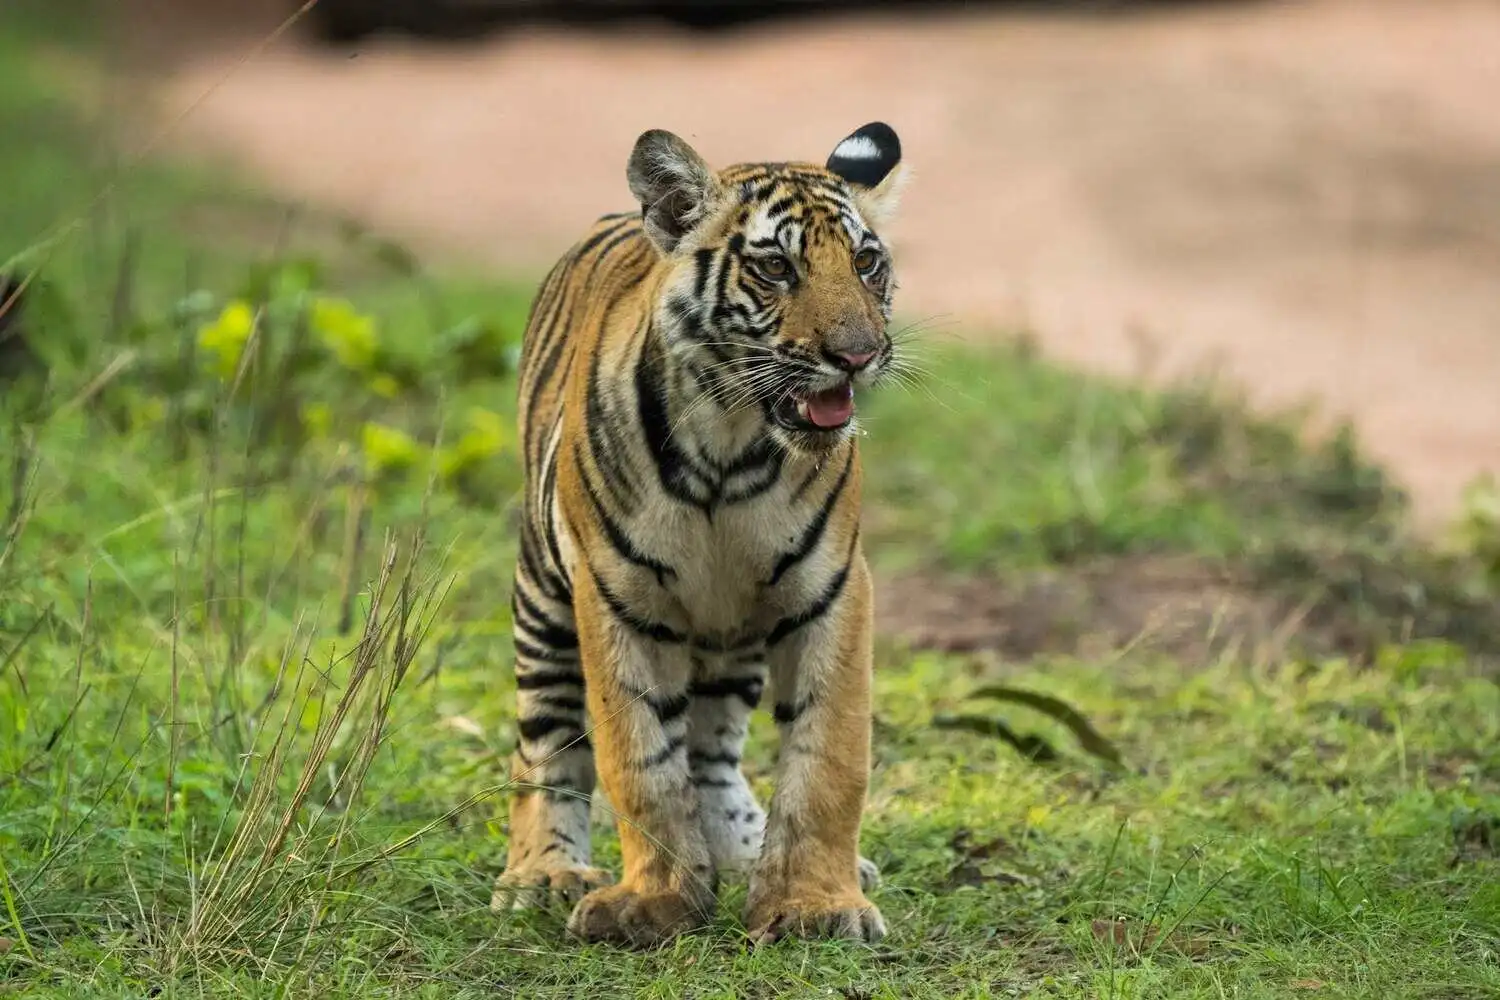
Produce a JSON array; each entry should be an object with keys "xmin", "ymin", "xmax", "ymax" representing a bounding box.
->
[
  {"xmin": 512, "ymin": 586, "xmax": 579, "ymax": 650},
  {"xmin": 575, "ymin": 215, "xmax": 637, "ymax": 259},
  {"xmin": 718, "ymin": 277, "xmax": 763, "ymax": 328},
  {"xmin": 764, "ymin": 195, "xmax": 797, "ymax": 219},
  {"xmin": 592, "ymin": 567, "xmax": 687, "ymax": 645},
  {"xmin": 765, "ymin": 537, "xmax": 856, "ymax": 647},
  {"xmin": 519, "ymin": 716, "xmax": 581, "ymax": 743},
  {"xmin": 773, "ymin": 699, "xmax": 808, "ymax": 726},
  {"xmin": 584, "ymin": 343, "xmax": 640, "ymax": 509},
  {"xmin": 515, "ymin": 668, "xmax": 583, "ymax": 690},
  {"xmin": 518, "ymin": 533, "xmax": 571, "ymax": 603},
  {"xmin": 576, "ymin": 275, "xmax": 652, "ymax": 512},
  {"xmin": 640, "ymin": 735, "xmax": 686, "ymax": 769},
  {"xmin": 648, "ymin": 692, "xmax": 691, "ymax": 724},
  {"xmin": 723, "ymin": 434, "xmax": 780, "ymax": 477},
  {"xmin": 686, "ymin": 353, "xmax": 737, "ymax": 411},
  {"xmin": 518, "ymin": 221, "xmax": 644, "ymax": 466},
  {"xmin": 689, "ymin": 675, "xmax": 764, "ymax": 708},
  {"xmin": 535, "ymin": 694, "xmax": 586, "ymax": 713},
  {"xmin": 766, "ymin": 447, "xmax": 854, "ymax": 587},
  {"xmin": 582, "ymin": 226, "xmax": 645, "ymax": 287},
  {"xmin": 722, "ymin": 440, "xmax": 786, "ymax": 505},
  {"xmin": 522, "ymin": 286, "xmax": 577, "ymax": 452},
  {"xmin": 513, "ymin": 637, "xmax": 577, "ymax": 663},
  {"xmin": 539, "ymin": 454, "xmax": 569, "ymax": 577},
  {"xmin": 772, "ymin": 215, "xmax": 799, "ymax": 250},
  {"xmin": 693, "ymin": 776, "xmax": 735, "ymax": 788},
  {"xmin": 688, "ymin": 750, "xmax": 740, "ymax": 768},
  {"xmin": 636, "ymin": 337, "xmax": 713, "ymax": 510},
  {"xmin": 710, "ymin": 231, "xmax": 737, "ymax": 328},
  {"xmin": 513, "ymin": 610, "xmax": 577, "ymax": 654},
  {"xmin": 516, "ymin": 257, "xmax": 569, "ymax": 367},
  {"xmin": 575, "ymin": 444, "xmax": 678, "ymax": 587},
  {"xmin": 666, "ymin": 292, "xmax": 713, "ymax": 344},
  {"xmin": 693, "ymin": 248, "xmax": 714, "ymax": 298}
]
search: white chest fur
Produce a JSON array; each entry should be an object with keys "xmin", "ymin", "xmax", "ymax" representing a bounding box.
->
[{"xmin": 558, "ymin": 446, "xmax": 851, "ymax": 648}]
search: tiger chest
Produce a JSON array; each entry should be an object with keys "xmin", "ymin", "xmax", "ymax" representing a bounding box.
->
[
  {"xmin": 657, "ymin": 491, "xmax": 834, "ymax": 632},
  {"xmin": 597, "ymin": 482, "xmax": 845, "ymax": 645}
]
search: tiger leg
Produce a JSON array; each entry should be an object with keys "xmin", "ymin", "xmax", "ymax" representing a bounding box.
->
[
  {"xmin": 564, "ymin": 571, "xmax": 716, "ymax": 947},
  {"xmin": 493, "ymin": 567, "xmax": 612, "ymax": 911},
  {"xmin": 745, "ymin": 552, "xmax": 886, "ymax": 945},
  {"xmin": 687, "ymin": 654, "xmax": 768, "ymax": 880}
]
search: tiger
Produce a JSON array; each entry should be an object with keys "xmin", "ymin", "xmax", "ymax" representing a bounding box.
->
[{"xmin": 490, "ymin": 122, "xmax": 909, "ymax": 948}]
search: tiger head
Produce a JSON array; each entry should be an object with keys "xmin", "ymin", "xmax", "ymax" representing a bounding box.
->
[{"xmin": 627, "ymin": 122, "xmax": 908, "ymax": 453}]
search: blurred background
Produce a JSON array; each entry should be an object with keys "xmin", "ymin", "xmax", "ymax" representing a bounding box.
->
[{"xmin": 109, "ymin": 0, "xmax": 1500, "ymax": 526}]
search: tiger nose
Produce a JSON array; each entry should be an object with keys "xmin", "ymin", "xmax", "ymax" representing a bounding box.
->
[{"xmin": 830, "ymin": 349, "xmax": 877, "ymax": 372}]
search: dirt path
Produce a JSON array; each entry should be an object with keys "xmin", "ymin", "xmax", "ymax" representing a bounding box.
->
[{"xmin": 132, "ymin": 0, "xmax": 1500, "ymax": 526}]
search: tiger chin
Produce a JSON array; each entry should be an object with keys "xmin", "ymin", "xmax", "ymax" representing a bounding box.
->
[{"xmin": 490, "ymin": 122, "xmax": 908, "ymax": 949}]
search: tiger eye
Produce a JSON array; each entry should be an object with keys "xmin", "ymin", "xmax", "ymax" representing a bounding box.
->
[
  {"xmin": 758, "ymin": 256, "xmax": 791, "ymax": 278},
  {"xmin": 853, "ymin": 249, "xmax": 879, "ymax": 274}
]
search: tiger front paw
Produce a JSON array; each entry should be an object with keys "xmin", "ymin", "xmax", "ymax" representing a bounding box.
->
[
  {"xmin": 745, "ymin": 891, "xmax": 887, "ymax": 946},
  {"xmin": 491, "ymin": 862, "xmax": 614, "ymax": 912},
  {"xmin": 565, "ymin": 883, "xmax": 712, "ymax": 948}
]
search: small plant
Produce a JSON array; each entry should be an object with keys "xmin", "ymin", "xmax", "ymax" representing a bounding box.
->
[
  {"xmin": 197, "ymin": 299, "xmax": 257, "ymax": 380},
  {"xmin": 76, "ymin": 257, "xmax": 522, "ymax": 504},
  {"xmin": 1452, "ymin": 472, "xmax": 1500, "ymax": 588}
]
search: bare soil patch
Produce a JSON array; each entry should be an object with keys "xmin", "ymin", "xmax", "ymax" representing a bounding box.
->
[{"xmin": 877, "ymin": 556, "xmax": 1306, "ymax": 664}]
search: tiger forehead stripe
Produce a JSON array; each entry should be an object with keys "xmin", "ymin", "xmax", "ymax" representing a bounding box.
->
[
  {"xmin": 740, "ymin": 181, "xmax": 858, "ymax": 225},
  {"xmin": 738, "ymin": 183, "xmax": 851, "ymax": 213}
]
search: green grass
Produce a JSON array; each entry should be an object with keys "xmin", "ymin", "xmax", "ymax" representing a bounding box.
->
[{"xmin": 3, "ymin": 11, "xmax": 1500, "ymax": 998}]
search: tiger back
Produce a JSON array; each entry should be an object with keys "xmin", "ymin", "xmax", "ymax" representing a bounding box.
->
[{"xmin": 492, "ymin": 123, "xmax": 908, "ymax": 948}]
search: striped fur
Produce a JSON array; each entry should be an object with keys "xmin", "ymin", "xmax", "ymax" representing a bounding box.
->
[{"xmin": 491, "ymin": 123, "xmax": 908, "ymax": 947}]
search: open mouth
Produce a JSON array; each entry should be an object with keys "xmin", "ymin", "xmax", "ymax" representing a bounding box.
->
[{"xmin": 772, "ymin": 381, "xmax": 856, "ymax": 433}]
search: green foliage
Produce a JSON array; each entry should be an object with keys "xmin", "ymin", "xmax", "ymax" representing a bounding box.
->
[
  {"xmin": 862, "ymin": 350, "xmax": 1405, "ymax": 572},
  {"xmin": 1452, "ymin": 473, "xmax": 1500, "ymax": 588},
  {"xmin": 74, "ymin": 255, "xmax": 522, "ymax": 501},
  {"xmin": 5, "ymin": 243, "xmax": 1498, "ymax": 1000}
]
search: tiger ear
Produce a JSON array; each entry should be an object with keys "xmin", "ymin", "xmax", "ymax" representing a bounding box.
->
[
  {"xmin": 826, "ymin": 121, "xmax": 907, "ymax": 228},
  {"xmin": 627, "ymin": 129, "xmax": 722, "ymax": 255}
]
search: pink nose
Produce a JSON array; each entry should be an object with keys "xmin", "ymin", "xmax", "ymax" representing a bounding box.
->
[{"xmin": 838, "ymin": 351, "xmax": 877, "ymax": 371}]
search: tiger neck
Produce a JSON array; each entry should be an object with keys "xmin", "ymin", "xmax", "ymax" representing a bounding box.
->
[{"xmin": 651, "ymin": 330, "xmax": 776, "ymax": 465}]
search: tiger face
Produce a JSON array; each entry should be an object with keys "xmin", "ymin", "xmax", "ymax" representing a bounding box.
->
[{"xmin": 627, "ymin": 123, "xmax": 909, "ymax": 453}]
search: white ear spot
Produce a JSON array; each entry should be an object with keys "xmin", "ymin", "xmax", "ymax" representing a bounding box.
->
[
  {"xmin": 831, "ymin": 135, "xmax": 881, "ymax": 161},
  {"xmin": 827, "ymin": 121, "xmax": 901, "ymax": 190}
]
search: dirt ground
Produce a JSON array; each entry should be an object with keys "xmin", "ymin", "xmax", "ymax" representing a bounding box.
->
[{"xmin": 119, "ymin": 0, "xmax": 1500, "ymax": 527}]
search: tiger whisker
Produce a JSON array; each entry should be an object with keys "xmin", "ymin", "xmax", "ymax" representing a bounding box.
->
[{"xmin": 666, "ymin": 362, "xmax": 792, "ymax": 445}]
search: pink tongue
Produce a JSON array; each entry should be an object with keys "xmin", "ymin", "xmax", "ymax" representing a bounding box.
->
[{"xmin": 804, "ymin": 384, "xmax": 855, "ymax": 428}]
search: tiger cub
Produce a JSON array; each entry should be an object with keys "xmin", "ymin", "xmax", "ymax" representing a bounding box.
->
[{"xmin": 492, "ymin": 122, "xmax": 908, "ymax": 947}]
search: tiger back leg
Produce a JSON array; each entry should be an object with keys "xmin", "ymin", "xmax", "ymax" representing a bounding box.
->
[{"xmin": 492, "ymin": 556, "xmax": 613, "ymax": 911}]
